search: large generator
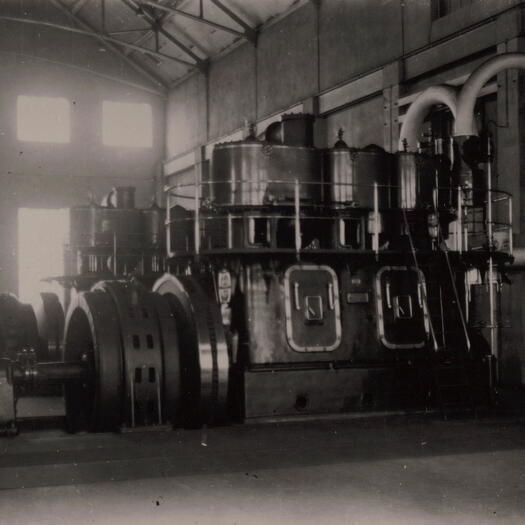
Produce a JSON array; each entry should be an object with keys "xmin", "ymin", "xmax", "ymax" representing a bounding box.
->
[{"xmin": 0, "ymin": 101, "xmax": 513, "ymax": 434}]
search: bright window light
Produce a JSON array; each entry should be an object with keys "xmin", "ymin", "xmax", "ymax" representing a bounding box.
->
[
  {"xmin": 102, "ymin": 101, "xmax": 153, "ymax": 148},
  {"xmin": 17, "ymin": 95, "xmax": 71, "ymax": 143},
  {"xmin": 18, "ymin": 208, "xmax": 69, "ymax": 307}
]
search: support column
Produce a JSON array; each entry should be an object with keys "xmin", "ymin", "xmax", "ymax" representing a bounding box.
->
[
  {"xmin": 496, "ymin": 37, "xmax": 525, "ymax": 241},
  {"xmin": 382, "ymin": 60, "xmax": 403, "ymax": 152},
  {"xmin": 303, "ymin": 96, "xmax": 326, "ymax": 148},
  {"xmin": 495, "ymin": 28, "xmax": 525, "ymax": 393}
]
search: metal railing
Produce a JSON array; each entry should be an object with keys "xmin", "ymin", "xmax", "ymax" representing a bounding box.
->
[{"xmin": 165, "ymin": 179, "xmax": 513, "ymax": 259}]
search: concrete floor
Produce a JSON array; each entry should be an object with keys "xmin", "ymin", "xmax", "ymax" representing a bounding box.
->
[{"xmin": 0, "ymin": 415, "xmax": 525, "ymax": 524}]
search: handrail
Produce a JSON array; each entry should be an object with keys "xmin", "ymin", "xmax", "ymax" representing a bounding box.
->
[{"xmin": 165, "ymin": 179, "xmax": 513, "ymax": 258}]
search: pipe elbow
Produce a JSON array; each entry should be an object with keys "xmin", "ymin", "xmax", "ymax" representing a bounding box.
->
[
  {"xmin": 398, "ymin": 85, "xmax": 458, "ymax": 152},
  {"xmin": 456, "ymin": 53, "xmax": 525, "ymax": 137}
]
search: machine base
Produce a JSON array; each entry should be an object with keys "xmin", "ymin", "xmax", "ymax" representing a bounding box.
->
[{"xmin": 242, "ymin": 365, "xmax": 433, "ymax": 419}]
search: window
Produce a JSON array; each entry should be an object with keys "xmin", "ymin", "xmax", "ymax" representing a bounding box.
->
[
  {"xmin": 17, "ymin": 96, "xmax": 70, "ymax": 143},
  {"xmin": 102, "ymin": 101, "xmax": 153, "ymax": 148},
  {"xmin": 18, "ymin": 208, "xmax": 69, "ymax": 306}
]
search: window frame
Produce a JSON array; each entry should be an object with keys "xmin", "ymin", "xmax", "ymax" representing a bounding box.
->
[{"xmin": 16, "ymin": 95, "xmax": 71, "ymax": 144}]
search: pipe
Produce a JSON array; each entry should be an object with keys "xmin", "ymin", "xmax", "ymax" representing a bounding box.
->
[
  {"xmin": 12, "ymin": 361, "xmax": 89, "ymax": 384},
  {"xmin": 398, "ymin": 85, "xmax": 458, "ymax": 151},
  {"xmin": 455, "ymin": 52, "xmax": 525, "ymax": 137}
]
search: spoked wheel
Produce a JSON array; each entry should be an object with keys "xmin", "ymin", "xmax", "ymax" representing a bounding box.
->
[{"xmin": 153, "ymin": 274, "xmax": 230, "ymax": 427}]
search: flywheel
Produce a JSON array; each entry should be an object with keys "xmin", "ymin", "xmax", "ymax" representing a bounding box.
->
[{"xmin": 153, "ymin": 274, "xmax": 230, "ymax": 427}]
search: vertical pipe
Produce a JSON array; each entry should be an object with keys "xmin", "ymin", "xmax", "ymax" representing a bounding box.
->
[
  {"xmin": 439, "ymin": 285, "xmax": 446, "ymax": 347},
  {"xmin": 373, "ymin": 182, "xmax": 379, "ymax": 258},
  {"xmin": 227, "ymin": 213, "xmax": 232, "ymax": 249},
  {"xmin": 509, "ymin": 196, "xmax": 513, "ymax": 255},
  {"xmin": 487, "ymin": 164, "xmax": 497, "ymax": 387},
  {"xmin": 294, "ymin": 179, "xmax": 301, "ymax": 255},
  {"xmin": 488, "ymin": 256, "xmax": 496, "ymax": 392}
]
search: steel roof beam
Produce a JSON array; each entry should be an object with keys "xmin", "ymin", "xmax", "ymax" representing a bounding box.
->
[
  {"xmin": 141, "ymin": 1, "xmax": 246, "ymax": 40},
  {"xmin": 71, "ymin": 0, "xmax": 90, "ymax": 15},
  {"xmin": 107, "ymin": 28, "xmax": 150, "ymax": 36},
  {"xmin": 0, "ymin": 14, "xmax": 195, "ymax": 67},
  {"xmin": 208, "ymin": 0, "xmax": 256, "ymax": 44},
  {"xmin": 50, "ymin": 0, "xmax": 167, "ymax": 90},
  {"xmin": 120, "ymin": 0, "xmax": 206, "ymax": 70}
]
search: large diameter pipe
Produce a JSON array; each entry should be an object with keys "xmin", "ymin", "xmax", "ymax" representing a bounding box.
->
[
  {"xmin": 455, "ymin": 52, "xmax": 525, "ymax": 137},
  {"xmin": 398, "ymin": 85, "xmax": 458, "ymax": 151}
]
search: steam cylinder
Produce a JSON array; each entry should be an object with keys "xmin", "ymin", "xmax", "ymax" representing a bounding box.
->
[
  {"xmin": 69, "ymin": 200, "xmax": 99, "ymax": 247},
  {"xmin": 323, "ymin": 144, "xmax": 392, "ymax": 208},
  {"xmin": 396, "ymin": 152, "xmax": 435, "ymax": 209},
  {"xmin": 143, "ymin": 202, "xmax": 165, "ymax": 247},
  {"xmin": 211, "ymin": 141, "xmax": 322, "ymax": 206}
]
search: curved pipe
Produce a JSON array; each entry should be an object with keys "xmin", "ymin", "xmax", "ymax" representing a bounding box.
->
[
  {"xmin": 398, "ymin": 85, "xmax": 458, "ymax": 151},
  {"xmin": 456, "ymin": 52, "xmax": 525, "ymax": 137}
]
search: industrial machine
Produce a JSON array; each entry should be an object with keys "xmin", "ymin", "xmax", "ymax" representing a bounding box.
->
[
  {"xmin": 46, "ymin": 185, "xmax": 166, "ymax": 315},
  {"xmin": 0, "ymin": 56, "xmax": 516, "ymax": 435}
]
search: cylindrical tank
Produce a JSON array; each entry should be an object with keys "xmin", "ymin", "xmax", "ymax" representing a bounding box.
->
[
  {"xmin": 211, "ymin": 141, "xmax": 322, "ymax": 206},
  {"xmin": 143, "ymin": 202, "xmax": 165, "ymax": 247},
  {"xmin": 324, "ymin": 143, "xmax": 392, "ymax": 208},
  {"xmin": 69, "ymin": 200, "xmax": 99, "ymax": 247},
  {"xmin": 96, "ymin": 208, "xmax": 143, "ymax": 248},
  {"xmin": 396, "ymin": 152, "xmax": 435, "ymax": 209}
]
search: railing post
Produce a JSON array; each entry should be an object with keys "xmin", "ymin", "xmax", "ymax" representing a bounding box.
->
[
  {"xmin": 194, "ymin": 180, "xmax": 200, "ymax": 255},
  {"xmin": 457, "ymin": 186, "xmax": 463, "ymax": 253},
  {"xmin": 294, "ymin": 179, "xmax": 301, "ymax": 256},
  {"xmin": 487, "ymin": 154, "xmax": 493, "ymax": 251},
  {"xmin": 165, "ymin": 185, "xmax": 172, "ymax": 257}
]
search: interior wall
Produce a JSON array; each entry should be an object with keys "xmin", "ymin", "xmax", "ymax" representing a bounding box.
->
[
  {"xmin": 321, "ymin": 96, "xmax": 385, "ymax": 150},
  {"xmin": 166, "ymin": 0, "xmax": 520, "ymax": 159},
  {"xmin": 0, "ymin": 18, "xmax": 166, "ymax": 294}
]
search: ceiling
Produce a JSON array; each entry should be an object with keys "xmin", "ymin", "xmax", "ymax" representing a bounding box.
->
[{"xmin": 0, "ymin": 0, "xmax": 305, "ymax": 93}]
